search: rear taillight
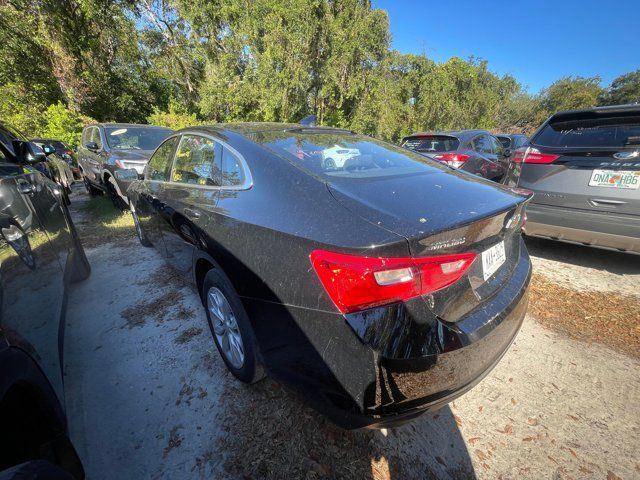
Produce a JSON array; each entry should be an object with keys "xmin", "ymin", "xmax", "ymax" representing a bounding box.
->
[
  {"xmin": 512, "ymin": 147, "xmax": 559, "ymax": 164},
  {"xmin": 433, "ymin": 152, "xmax": 470, "ymax": 169},
  {"xmin": 310, "ymin": 250, "xmax": 477, "ymax": 314}
]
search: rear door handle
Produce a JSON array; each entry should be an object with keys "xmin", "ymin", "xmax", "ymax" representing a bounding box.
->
[
  {"xmin": 17, "ymin": 179, "xmax": 35, "ymax": 195},
  {"xmin": 183, "ymin": 208, "xmax": 200, "ymax": 219}
]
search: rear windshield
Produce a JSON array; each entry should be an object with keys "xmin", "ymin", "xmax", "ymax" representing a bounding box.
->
[
  {"xmin": 252, "ymin": 130, "xmax": 444, "ymax": 180},
  {"xmin": 105, "ymin": 127, "xmax": 172, "ymax": 150},
  {"xmin": 533, "ymin": 116, "xmax": 640, "ymax": 149},
  {"xmin": 402, "ymin": 135, "xmax": 460, "ymax": 153}
]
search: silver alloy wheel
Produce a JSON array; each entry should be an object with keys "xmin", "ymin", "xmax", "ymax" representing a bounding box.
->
[{"xmin": 207, "ymin": 286, "xmax": 245, "ymax": 369}]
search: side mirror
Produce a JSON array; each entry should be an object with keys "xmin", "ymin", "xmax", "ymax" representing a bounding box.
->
[
  {"xmin": 13, "ymin": 140, "xmax": 46, "ymax": 164},
  {"xmin": 42, "ymin": 143, "xmax": 56, "ymax": 156},
  {"xmin": 114, "ymin": 168, "xmax": 138, "ymax": 181},
  {"xmin": 85, "ymin": 142, "xmax": 99, "ymax": 151}
]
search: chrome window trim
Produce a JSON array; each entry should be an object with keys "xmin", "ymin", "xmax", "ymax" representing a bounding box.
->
[{"xmin": 154, "ymin": 131, "xmax": 253, "ymax": 191}]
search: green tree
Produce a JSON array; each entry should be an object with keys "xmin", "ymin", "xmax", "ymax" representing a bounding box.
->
[
  {"xmin": 599, "ymin": 70, "xmax": 640, "ymax": 106},
  {"xmin": 540, "ymin": 76, "xmax": 603, "ymax": 115},
  {"xmin": 41, "ymin": 102, "xmax": 86, "ymax": 147}
]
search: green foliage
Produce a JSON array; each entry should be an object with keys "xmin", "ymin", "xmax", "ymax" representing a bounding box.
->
[
  {"xmin": 599, "ymin": 70, "xmax": 640, "ymax": 106},
  {"xmin": 147, "ymin": 99, "xmax": 200, "ymax": 130},
  {"xmin": 0, "ymin": 0, "xmax": 637, "ymax": 144},
  {"xmin": 41, "ymin": 102, "xmax": 85, "ymax": 147}
]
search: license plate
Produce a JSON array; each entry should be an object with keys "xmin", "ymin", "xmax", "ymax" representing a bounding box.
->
[
  {"xmin": 482, "ymin": 241, "xmax": 506, "ymax": 281},
  {"xmin": 589, "ymin": 170, "xmax": 640, "ymax": 190}
]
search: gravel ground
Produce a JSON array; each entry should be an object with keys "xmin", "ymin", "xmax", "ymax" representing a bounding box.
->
[
  {"xmin": 526, "ymin": 236, "xmax": 640, "ymax": 298},
  {"xmin": 63, "ymin": 187, "xmax": 640, "ymax": 479}
]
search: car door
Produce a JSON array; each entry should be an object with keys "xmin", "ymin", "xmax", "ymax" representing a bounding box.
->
[
  {"xmin": 160, "ymin": 134, "xmax": 221, "ymax": 275},
  {"xmin": 134, "ymin": 136, "xmax": 180, "ymax": 252},
  {"xmin": 472, "ymin": 134, "xmax": 503, "ymax": 180},
  {"xmin": 0, "ymin": 155, "xmax": 67, "ymax": 405}
]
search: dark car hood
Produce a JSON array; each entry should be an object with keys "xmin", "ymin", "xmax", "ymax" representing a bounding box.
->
[
  {"xmin": 326, "ymin": 170, "xmax": 528, "ymax": 240},
  {"xmin": 110, "ymin": 149, "xmax": 154, "ymax": 162}
]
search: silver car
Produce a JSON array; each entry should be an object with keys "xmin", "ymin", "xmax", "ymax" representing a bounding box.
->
[{"xmin": 503, "ymin": 104, "xmax": 640, "ymax": 255}]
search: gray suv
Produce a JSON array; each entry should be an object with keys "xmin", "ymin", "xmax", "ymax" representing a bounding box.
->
[
  {"xmin": 78, "ymin": 123, "xmax": 172, "ymax": 209},
  {"xmin": 503, "ymin": 104, "xmax": 640, "ymax": 254}
]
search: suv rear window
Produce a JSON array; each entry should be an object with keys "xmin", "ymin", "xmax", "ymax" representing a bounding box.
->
[
  {"xmin": 534, "ymin": 116, "xmax": 640, "ymax": 149},
  {"xmin": 253, "ymin": 130, "xmax": 444, "ymax": 180},
  {"xmin": 402, "ymin": 135, "xmax": 460, "ymax": 153}
]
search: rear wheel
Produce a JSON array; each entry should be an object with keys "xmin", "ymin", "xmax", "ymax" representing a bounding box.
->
[
  {"xmin": 202, "ymin": 269, "xmax": 264, "ymax": 384},
  {"xmin": 323, "ymin": 158, "xmax": 336, "ymax": 170},
  {"xmin": 83, "ymin": 176, "xmax": 101, "ymax": 197}
]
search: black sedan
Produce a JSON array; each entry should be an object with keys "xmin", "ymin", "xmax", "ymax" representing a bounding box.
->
[
  {"xmin": 402, "ymin": 130, "xmax": 510, "ymax": 181},
  {"xmin": 127, "ymin": 123, "xmax": 532, "ymax": 429}
]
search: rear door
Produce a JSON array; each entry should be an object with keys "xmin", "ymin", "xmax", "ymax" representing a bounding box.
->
[
  {"xmin": 160, "ymin": 134, "xmax": 220, "ymax": 275},
  {"xmin": 516, "ymin": 111, "xmax": 640, "ymax": 216}
]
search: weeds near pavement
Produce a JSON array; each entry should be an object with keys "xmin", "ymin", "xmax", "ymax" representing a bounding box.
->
[{"xmin": 77, "ymin": 195, "xmax": 136, "ymax": 248}]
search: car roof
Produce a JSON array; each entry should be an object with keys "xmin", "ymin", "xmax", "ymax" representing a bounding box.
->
[
  {"xmin": 31, "ymin": 138, "xmax": 64, "ymax": 143},
  {"xmin": 90, "ymin": 123, "xmax": 174, "ymax": 130},
  {"xmin": 549, "ymin": 104, "xmax": 640, "ymax": 123},
  {"xmin": 403, "ymin": 129, "xmax": 491, "ymax": 141},
  {"xmin": 175, "ymin": 122, "xmax": 355, "ymax": 137}
]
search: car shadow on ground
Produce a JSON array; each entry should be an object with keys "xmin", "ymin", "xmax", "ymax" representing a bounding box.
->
[
  {"xmin": 209, "ymin": 371, "xmax": 475, "ymax": 480},
  {"xmin": 524, "ymin": 236, "xmax": 640, "ymax": 274}
]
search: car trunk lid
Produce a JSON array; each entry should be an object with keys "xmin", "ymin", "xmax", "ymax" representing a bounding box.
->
[{"xmin": 326, "ymin": 171, "xmax": 530, "ymax": 321}]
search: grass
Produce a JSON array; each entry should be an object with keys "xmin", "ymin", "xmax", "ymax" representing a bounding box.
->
[
  {"xmin": 77, "ymin": 195, "xmax": 136, "ymax": 248},
  {"xmin": 529, "ymin": 274, "xmax": 640, "ymax": 358}
]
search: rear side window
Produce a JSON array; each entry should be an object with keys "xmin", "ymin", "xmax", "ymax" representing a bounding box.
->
[
  {"xmin": 217, "ymin": 147, "xmax": 245, "ymax": 186},
  {"xmin": 147, "ymin": 136, "xmax": 179, "ymax": 181},
  {"xmin": 402, "ymin": 135, "xmax": 460, "ymax": 153},
  {"xmin": 534, "ymin": 116, "xmax": 640, "ymax": 149},
  {"xmin": 171, "ymin": 135, "xmax": 219, "ymax": 186},
  {"xmin": 473, "ymin": 135, "xmax": 494, "ymax": 154}
]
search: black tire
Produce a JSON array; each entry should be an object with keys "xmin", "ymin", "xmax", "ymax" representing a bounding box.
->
[
  {"xmin": 202, "ymin": 268, "xmax": 265, "ymax": 384},
  {"xmin": 323, "ymin": 157, "xmax": 336, "ymax": 170},
  {"xmin": 83, "ymin": 176, "xmax": 101, "ymax": 197},
  {"xmin": 131, "ymin": 205, "xmax": 152, "ymax": 247},
  {"xmin": 106, "ymin": 179, "xmax": 128, "ymax": 211}
]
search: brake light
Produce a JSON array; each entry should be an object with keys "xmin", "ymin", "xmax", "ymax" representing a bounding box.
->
[
  {"xmin": 310, "ymin": 250, "xmax": 477, "ymax": 314},
  {"xmin": 433, "ymin": 152, "xmax": 470, "ymax": 169},
  {"xmin": 512, "ymin": 147, "xmax": 559, "ymax": 164}
]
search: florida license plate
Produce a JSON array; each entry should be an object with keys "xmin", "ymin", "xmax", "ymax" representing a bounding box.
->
[
  {"xmin": 589, "ymin": 170, "xmax": 640, "ymax": 190},
  {"xmin": 482, "ymin": 241, "xmax": 506, "ymax": 281}
]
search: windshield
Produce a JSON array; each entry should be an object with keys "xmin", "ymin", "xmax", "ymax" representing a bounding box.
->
[
  {"xmin": 105, "ymin": 127, "xmax": 172, "ymax": 150},
  {"xmin": 402, "ymin": 135, "xmax": 460, "ymax": 153},
  {"xmin": 534, "ymin": 116, "xmax": 640, "ymax": 149},
  {"xmin": 252, "ymin": 130, "xmax": 444, "ymax": 180}
]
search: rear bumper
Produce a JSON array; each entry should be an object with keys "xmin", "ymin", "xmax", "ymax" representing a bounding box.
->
[
  {"xmin": 525, "ymin": 203, "xmax": 640, "ymax": 254},
  {"xmin": 244, "ymin": 239, "xmax": 531, "ymax": 429}
]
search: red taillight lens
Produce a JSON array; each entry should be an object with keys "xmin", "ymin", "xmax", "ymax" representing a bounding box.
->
[
  {"xmin": 310, "ymin": 250, "xmax": 477, "ymax": 314},
  {"xmin": 512, "ymin": 147, "xmax": 559, "ymax": 164},
  {"xmin": 433, "ymin": 152, "xmax": 470, "ymax": 169}
]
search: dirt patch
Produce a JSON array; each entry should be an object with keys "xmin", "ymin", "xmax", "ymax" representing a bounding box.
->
[
  {"xmin": 214, "ymin": 380, "xmax": 437, "ymax": 480},
  {"xmin": 175, "ymin": 327, "xmax": 202, "ymax": 344},
  {"xmin": 529, "ymin": 274, "xmax": 640, "ymax": 358},
  {"xmin": 120, "ymin": 290, "xmax": 185, "ymax": 328},
  {"xmin": 75, "ymin": 195, "xmax": 137, "ymax": 248}
]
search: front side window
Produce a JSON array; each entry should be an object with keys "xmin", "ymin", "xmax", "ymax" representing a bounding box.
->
[
  {"xmin": 171, "ymin": 135, "xmax": 220, "ymax": 186},
  {"xmin": 146, "ymin": 136, "xmax": 179, "ymax": 181},
  {"xmin": 105, "ymin": 126, "xmax": 172, "ymax": 151}
]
